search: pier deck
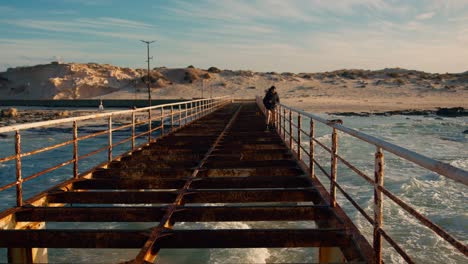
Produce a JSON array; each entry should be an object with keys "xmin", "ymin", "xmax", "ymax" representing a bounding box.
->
[
  {"xmin": 1, "ymin": 99, "xmax": 466, "ymax": 263},
  {"xmin": 0, "ymin": 102, "xmax": 372, "ymax": 263}
]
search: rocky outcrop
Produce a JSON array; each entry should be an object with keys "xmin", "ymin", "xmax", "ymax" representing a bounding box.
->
[
  {"xmin": 436, "ymin": 107, "xmax": 467, "ymax": 117},
  {"xmin": 208, "ymin": 67, "xmax": 221, "ymax": 73},
  {"xmin": 332, "ymin": 108, "xmax": 468, "ymax": 117},
  {"xmin": 0, "ymin": 108, "xmax": 18, "ymax": 118}
]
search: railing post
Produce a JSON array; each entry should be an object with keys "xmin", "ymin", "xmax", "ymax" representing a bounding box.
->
[
  {"xmin": 310, "ymin": 119, "xmax": 315, "ymax": 179},
  {"xmin": 289, "ymin": 110, "xmax": 293, "ymax": 150},
  {"xmin": 374, "ymin": 147, "xmax": 384, "ymax": 264},
  {"xmin": 131, "ymin": 111, "xmax": 136, "ymax": 149},
  {"xmin": 148, "ymin": 108, "xmax": 152, "ymax": 143},
  {"xmin": 283, "ymin": 108, "xmax": 286, "ymax": 140},
  {"xmin": 202, "ymin": 100, "xmax": 205, "ymax": 115},
  {"xmin": 73, "ymin": 121, "xmax": 78, "ymax": 178},
  {"xmin": 108, "ymin": 116, "xmax": 112, "ymax": 162},
  {"xmin": 185, "ymin": 103, "xmax": 188, "ymax": 125},
  {"xmin": 15, "ymin": 130, "xmax": 23, "ymax": 207},
  {"xmin": 278, "ymin": 106, "xmax": 282, "ymax": 137},
  {"xmin": 297, "ymin": 114, "xmax": 302, "ymax": 160},
  {"xmin": 170, "ymin": 106, "xmax": 174, "ymax": 132},
  {"xmin": 160, "ymin": 107, "xmax": 165, "ymax": 136},
  {"xmin": 330, "ymin": 128, "xmax": 338, "ymax": 207},
  {"xmin": 178, "ymin": 104, "xmax": 182, "ymax": 128},
  {"xmin": 275, "ymin": 106, "xmax": 279, "ymax": 133},
  {"xmin": 199, "ymin": 101, "xmax": 202, "ymax": 117}
]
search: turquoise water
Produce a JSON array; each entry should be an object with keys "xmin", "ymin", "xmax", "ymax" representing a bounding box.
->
[{"xmin": 0, "ymin": 114, "xmax": 467, "ymax": 263}]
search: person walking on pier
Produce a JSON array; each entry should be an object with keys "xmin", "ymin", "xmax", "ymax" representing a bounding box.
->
[{"xmin": 263, "ymin": 85, "xmax": 280, "ymax": 131}]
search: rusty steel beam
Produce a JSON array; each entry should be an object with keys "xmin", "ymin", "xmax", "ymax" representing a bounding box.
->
[
  {"xmin": 182, "ymin": 188, "xmax": 320, "ymax": 204},
  {"xmin": 208, "ymin": 152, "xmax": 292, "ymax": 161},
  {"xmin": 47, "ymin": 191, "xmax": 177, "ymax": 204},
  {"xmin": 73, "ymin": 178, "xmax": 186, "ymax": 190},
  {"xmin": 15, "ymin": 205, "xmax": 333, "ymax": 223},
  {"xmin": 73, "ymin": 176, "xmax": 312, "ymax": 190},
  {"xmin": 205, "ymin": 167, "xmax": 304, "ymax": 177},
  {"xmin": 205, "ymin": 160, "xmax": 297, "ymax": 168},
  {"xmin": 0, "ymin": 229, "xmax": 357, "ymax": 251},
  {"xmin": 91, "ymin": 168, "xmax": 194, "ymax": 179},
  {"xmin": 0, "ymin": 230, "xmax": 148, "ymax": 248},
  {"xmin": 109, "ymin": 160, "xmax": 198, "ymax": 170},
  {"xmin": 190, "ymin": 176, "xmax": 312, "ymax": 189}
]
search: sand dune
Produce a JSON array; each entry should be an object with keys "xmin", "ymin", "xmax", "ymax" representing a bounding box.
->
[{"xmin": 0, "ymin": 63, "xmax": 467, "ymax": 113}]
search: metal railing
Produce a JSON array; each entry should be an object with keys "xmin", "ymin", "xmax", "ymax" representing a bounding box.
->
[
  {"xmin": 256, "ymin": 96, "xmax": 468, "ymax": 263},
  {"xmin": 0, "ymin": 97, "xmax": 231, "ymax": 208}
]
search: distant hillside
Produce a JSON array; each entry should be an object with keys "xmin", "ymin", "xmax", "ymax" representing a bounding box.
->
[{"xmin": 0, "ymin": 62, "xmax": 466, "ymax": 99}]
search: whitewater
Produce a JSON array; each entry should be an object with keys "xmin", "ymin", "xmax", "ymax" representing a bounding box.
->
[{"xmin": 0, "ymin": 113, "xmax": 466, "ymax": 263}]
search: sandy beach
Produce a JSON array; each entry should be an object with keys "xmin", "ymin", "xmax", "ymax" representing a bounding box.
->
[{"xmin": 1, "ymin": 63, "xmax": 467, "ymax": 115}]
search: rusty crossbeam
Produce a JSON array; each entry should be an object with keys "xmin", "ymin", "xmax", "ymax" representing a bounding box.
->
[
  {"xmin": 14, "ymin": 205, "xmax": 333, "ymax": 223},
  {"xmin": 47, "ymin": 189, "xmax": 320, "ymax": 204},
  {"xmin": 0, "ymin": 228, "xmax": 349, "ymax": 249},
  {"xmin": 72, "ymin": 176, "xmax": 312, "ymax": 190}
]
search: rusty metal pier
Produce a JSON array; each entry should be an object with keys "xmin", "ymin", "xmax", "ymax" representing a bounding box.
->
[{"xmin": 0, "ymin": 98, "xmax": 467, "ymax": 263}]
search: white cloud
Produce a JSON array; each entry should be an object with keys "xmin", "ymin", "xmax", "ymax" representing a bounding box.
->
[
  {"xmin": 163, "ymin": 0, "xmax": 321, "ymax": 23},
  {"xmin": 4, "ymin": 17, "xmax": 158, "ymax": 40},
  {"xmin": 48, "ymin": 10, "xmax": 78, "ymax": 15},
  {"xmin": 416, "ymin": 11, "xmax": 436, "ymax": 20},
  {"xmin": 429, "ymin": 0, "xmax": 468, "ymax": 13}
]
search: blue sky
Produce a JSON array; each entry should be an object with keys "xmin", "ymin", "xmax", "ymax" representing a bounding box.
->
[{"xmin": 0, "ymin": 0, "xmax": 467, "ymax": 73}]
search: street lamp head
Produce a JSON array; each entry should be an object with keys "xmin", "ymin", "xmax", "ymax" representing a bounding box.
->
[{"xmin": 140, "ymin": 40, "xmax": 156, "ymax": 44}]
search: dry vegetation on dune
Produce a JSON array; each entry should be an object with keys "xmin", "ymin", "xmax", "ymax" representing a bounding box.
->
[{"xmin": 0, "ymin": 62, "xmax": 467, "ymax": 112}]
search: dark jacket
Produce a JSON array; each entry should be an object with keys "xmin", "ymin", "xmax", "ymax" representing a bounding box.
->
[{"xmin": 263, "ymin": 91, "xmax": 279, "ymax": 110}]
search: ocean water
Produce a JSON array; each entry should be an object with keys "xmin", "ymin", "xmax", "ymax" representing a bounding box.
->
[{"xmin": 0, "ymin": 113, "xmax": 467, "ymax": 263}]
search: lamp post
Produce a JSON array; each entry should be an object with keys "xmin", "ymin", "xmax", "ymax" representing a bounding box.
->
[{"xmin": 140, "ymin": 40, "xmax": 155, "ymax": 107}]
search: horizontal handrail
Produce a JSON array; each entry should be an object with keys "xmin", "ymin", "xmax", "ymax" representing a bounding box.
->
[
  {"xmin": 278, "ymin": 103, "xmax": 468, "ymax": 186},
  {"xmin": 0, "ymin": 97, "xmax": 229, "ymax": 134}
]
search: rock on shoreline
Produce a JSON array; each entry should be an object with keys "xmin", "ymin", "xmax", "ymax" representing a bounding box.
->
[{"xmin": 331, "ymin": 107, "xmax": 468, "ymax": 117}]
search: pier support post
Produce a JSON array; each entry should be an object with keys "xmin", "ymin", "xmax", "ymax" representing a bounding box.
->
[
  {"xmin": 7, "ymin": 221, "xmax": 48, "ymax": 264},
  {"xmin": 8, "ymin": 238, "xmax": 48, "ymax": 263},
  {"xmin": 319, "ymin": 247, "xmax": 344, "ymax": 263}
]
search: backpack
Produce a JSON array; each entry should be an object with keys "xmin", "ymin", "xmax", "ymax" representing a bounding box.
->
[{"xmin": 263, "ymin": 93, "xmax": 272, "ymax": 108}]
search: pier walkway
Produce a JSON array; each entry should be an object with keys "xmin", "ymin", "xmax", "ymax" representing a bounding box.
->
[{"xmin": 0, "ymin": 98, "xmax": 466, "ymax": 263}]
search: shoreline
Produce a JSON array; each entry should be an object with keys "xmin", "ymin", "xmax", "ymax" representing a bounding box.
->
[
  {"xmin": 329, "ymin": 107, "xmax": 467, "ymax": 117},
  {"xmin": 1, "ymin": 105, "xmax": 467, "ymax": 128}
]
